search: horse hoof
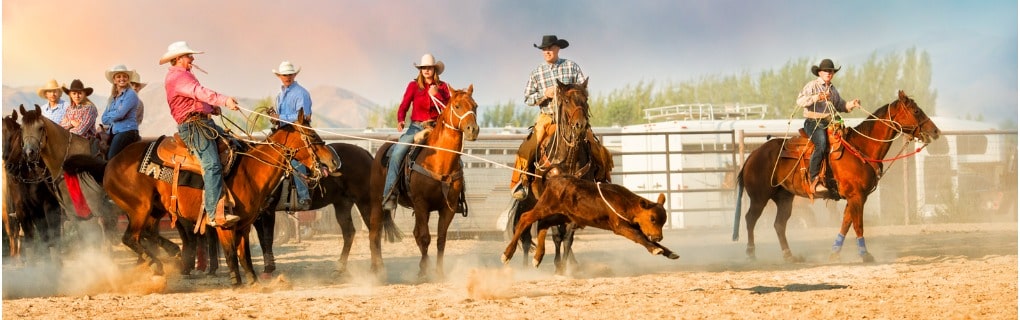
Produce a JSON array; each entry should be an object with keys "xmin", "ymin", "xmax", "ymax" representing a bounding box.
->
[
  {"xmin": 500, "ymin": 254, "xmax": 510, "ymax": 265},
  {"xmin": 861, "ymin": 253, "xmax": 875, "ymax": 263},
  {"xmin": 651, "ymin": 248, "xmax": 663, "ymax": 256},
  {"xmin": 666, "ymin": 253, "xmax": 679, "ymax": 260},
  {"xmin": 784, "ymin": 253, "xmax": 804, "ymax": 263},
  {"xmin": 532, "ymin": 258, "xmax": 541, "ymax": 268},
  {"xmin": 259, "ymin": 273, "xmax": 273, "ymax": 281}
]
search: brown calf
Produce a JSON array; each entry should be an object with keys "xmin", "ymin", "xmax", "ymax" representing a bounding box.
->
[{"xmin": 501, "ymin": 175, "xmax": 679, "ymax": 267}]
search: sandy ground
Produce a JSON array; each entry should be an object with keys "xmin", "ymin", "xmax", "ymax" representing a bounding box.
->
[{"xmin": 2, "ymin": 222, "xmax": 1017, "ymax": 319}]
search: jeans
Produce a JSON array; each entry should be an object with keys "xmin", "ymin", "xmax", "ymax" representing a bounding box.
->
[
  {"xmin": 107, "ymin": 129, "xmax": 140, "ymax": 159},
  {"xmin": 290, "ymin": 159, "xmax": 310, "ymax": 203},
  {"xmin": 804, "ymin": 118, "xmax": 830, "ymax": 179},
  {"xmin": 383, "ymin": 122, "xmax": 424, "ymax": 198},
  {"xmin": 178, "ymin": 118, "xmax": 227, "ymax": 216}
]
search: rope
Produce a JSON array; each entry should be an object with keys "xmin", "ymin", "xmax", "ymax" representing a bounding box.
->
[{"xmin": 596, "ymin": 181, "xmax": 629, "ymax": 223}]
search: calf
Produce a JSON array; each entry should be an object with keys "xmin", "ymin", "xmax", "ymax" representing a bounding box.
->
[{"xmin": 502, "ymin": 175, "xmax": 679, "ymax": 267}]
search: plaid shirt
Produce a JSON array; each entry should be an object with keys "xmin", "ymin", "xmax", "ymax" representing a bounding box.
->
[
  {"xmin": 60, "ymin": 102, "xmax": 98, "ymax": 139},
  {"xmin": 524, "ymin": 58, "xmax": 586, "ymax": 111},
  {"xmin": 41, "ymin": 99, "xmax": 69, "ymax": 124},
  {"xmin": 797, "ymin": 77, "xmax": 849, "ymax": 118}
]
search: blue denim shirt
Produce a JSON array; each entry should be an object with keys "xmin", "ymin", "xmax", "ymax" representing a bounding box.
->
[
  {"xmin": 276, "ymin": 81, "xmax": 312, "ymax": 124},
  {"xmin": 41, "ymin": 99, "xmax": 70, "ymax": 124},
  {"xmin": 101, "ymin": 88, "xmax": 140, "ymax": 133}
]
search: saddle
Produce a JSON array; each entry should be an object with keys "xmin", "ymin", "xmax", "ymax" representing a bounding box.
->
[
  {"xmin": 784, "ymin": 125, "xmax": 847, "ymax": 198},
  {"xmin": 138, "ymin": 134, "xmax": 238, "ymax": 188},
  {"xmin": 382, "ymin": 124, "xmax": 469, "ymax": 216}
]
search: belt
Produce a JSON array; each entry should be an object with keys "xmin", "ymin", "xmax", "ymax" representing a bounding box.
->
[{"xmin": 183, "ymin": 112, "xmax": 209, "ymax": 122}]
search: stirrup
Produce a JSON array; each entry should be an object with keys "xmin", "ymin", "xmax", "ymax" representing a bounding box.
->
[
  {"xmin": 511, "ymin": 182, "xmax": 528, "ymax": 200},
  {"xmin": 811, "ymin": 177, "xmax": 828, "ymax": 192}
]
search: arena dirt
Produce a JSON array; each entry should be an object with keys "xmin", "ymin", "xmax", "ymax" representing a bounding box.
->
[{"xmin": 3, "ymin": 222, "xmax": 1017, "ymax": 319}]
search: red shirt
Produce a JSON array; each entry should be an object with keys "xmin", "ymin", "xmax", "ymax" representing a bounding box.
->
[
  {"xmin": 397, "ymin": 81, "xmax": 451, "ymax": 123},
  {"xmin": 164, "ymin": 66, "xmax": 229, "ymax": 124}
]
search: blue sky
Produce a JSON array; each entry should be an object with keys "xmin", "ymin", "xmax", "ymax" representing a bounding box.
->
[{"xmin": 3, "ymin": 0, "xmax": 1016, "ymax": 123}]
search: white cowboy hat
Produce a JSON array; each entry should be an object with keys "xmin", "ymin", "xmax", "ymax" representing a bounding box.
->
[
  {"xmin": 37, "ymin": 79, "xmax": 64, "ymax": 99},
  {"xmin": 130, "ymin": 72, "xmax": 147, "ymax": 91},
  {"xmin": 105, "ymin": 64, "xmax": 140, "ymax": 84},
  {"xmin": 414, "ymin": 53, "xmax": 444, "ymax": 76},
  {"xmin": 159, "ymin": 41, "xmax": 204, "ymax": 65},
  {"xmin": 273, "ymin": 61, "xmax": 301, "ymax": 75}
]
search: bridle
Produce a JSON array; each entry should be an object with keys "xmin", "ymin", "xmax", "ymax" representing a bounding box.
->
[
  {"xmin": 431, "ymin": 93, "xmax": 476, "ymax": 132},
  {"xmin": 239, "ymin": 126, "xmax": 333, "ymax": 185}
]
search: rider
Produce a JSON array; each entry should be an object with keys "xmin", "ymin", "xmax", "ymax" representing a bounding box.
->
[
  {"xmin": 161, "ymin": 41, "xmax": 242, "ymax": 228},
  {"xmin": 270, "ymin": 60, "xmax": 313, "ymax": 210},
  {"xmin": 382, "ymin": 53, "xmax": 452, "ymax": 209},
  {"xmin": 38, "ymin": 79, "xmax": 69, "ymax": 124},
  {"xmin": 60, "ymin": 79, "xmax": 99, "ymax": 140},
  {"xmin": 510, "ymin": 35, "xmax": 612, "ymax": 200},
  {"xmin": 101, "ymin": 64, "xmax": 142, "ymax": 159},
  {"xmin": 797, "ymin": 58, "xmax": 860, "ymax": 192}
]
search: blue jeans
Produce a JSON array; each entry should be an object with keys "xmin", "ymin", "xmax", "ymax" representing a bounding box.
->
[
  {"xmin": 107, "ymin": 129, "xmax": 140, "ymax": 159},
  {"xmin": 290, "ymin": 159, "xmax": 310, "ymax": 203},
  {"xmin": 804, "ymin": 118, "xmax": 830, "ymax": 179},
  {"xmin": 178, "ymin": 118, "xmax": 227, "ymax": 216},
  {"xmin": 383, "ymin": 122, "xmax": 424, "ymax": 198}
]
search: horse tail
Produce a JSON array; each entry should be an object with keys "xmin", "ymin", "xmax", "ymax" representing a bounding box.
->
[
  {"xmin": 63, "ymin": 154, "xmax": 107, "ymax": 182},
  {"xmin": 382, "ymin": 209, "xmax": 403, "ymax": 243},
  {"xmin": 732, "ymin": 165, "xmax": 745, "ymax": 242}
]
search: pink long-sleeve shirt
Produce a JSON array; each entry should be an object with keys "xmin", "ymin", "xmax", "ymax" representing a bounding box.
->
[{"xmin": 165, "ymin": 66, "xmax": 229, "ymax": 124}]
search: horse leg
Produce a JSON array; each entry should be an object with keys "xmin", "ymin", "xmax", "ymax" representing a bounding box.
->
[
  {"xmin": 773, "ymin": 193, "xmax": 803, "ymax": 263},
  {"xmin": 334, "ymin": 200, "xmax": 356, "ymax": 275},
  {"xmin": 175, "ymin": 218, "xmax": 197, "ymax": 275},
  {"xmin": 829, "ymin": 199, "xmax": 858, "ymax": 262},
  {"xmin": 123, "ymin": 212, "xmax": 164, "ymax": 275},
  {"xmin": 501, "ymin": 205, "xmax": 550, "ymax": 266},
  {"xmin": 847, "ymin": 198, "xmax": 873, "ymax": 263},
  {"xmin": 204, "ymin": 229, "xmax": 220, "ymax": 275},
  {"xmin": 412, "ymin": 207, "xmax": 432, "ymax": 281},
  {"xmin": 216, "ymin": 229, "xmax": 243, "ymax": 286},
  {"xmin": 236, "ymin": 227, "xmax": 258, "ymax": 284},
  {"xmin": 434, "ymin": 207, "xmax": 456, "ymax": 281},
  {"xmin": 367, "ymin": 205, "xmax": 386, "ymax": 280},
  {"xmin": 743, "ymin": 197, "xmax": 769, "ymax": 261},
  {"xmin": 253, "ymin": 211, "xmax": 276, "ymax": 276},
  {"xmin": 562, "ymin": 223, "xmax": 579, "ymax": 273}
]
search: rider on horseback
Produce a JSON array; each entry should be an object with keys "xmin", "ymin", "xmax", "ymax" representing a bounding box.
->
[
  {"xmin": 383, "ymin": 53, "xmax": 452, "ymax": 209},
  {"xmin": 510, "ymin": 35, "xmax": 612, "ymax": 199},
  {"xmin": 161, "ymin": 41, "xmax": 242, "ymax": 228},
  {"xmin": 797, "ymin": 58, "xmax": 861, "ymax": 192},
  {"xmin": 269, "ymin": 60, "xmax": 313, "ymax": 211}
]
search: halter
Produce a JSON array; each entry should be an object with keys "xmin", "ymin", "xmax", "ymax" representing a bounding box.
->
[
  {"xmin": 430, "ymin": 94, "xmax": 475, "ymax": 132},
  {"xmin": 236, "ymin": 125, "xmax": 331, "ymax": 185}
]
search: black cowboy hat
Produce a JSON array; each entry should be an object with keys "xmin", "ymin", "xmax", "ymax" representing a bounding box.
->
[
  {"xmin": 62, "ymin": 79, "xmax": 93, "ymax": 96},
  {"xmin": 534, "ymin": 35, "xmax": 569, "ymax": 50},
  {"xmin": 811, "ymin": 59, "xmax": 841, "ymax": 76}
]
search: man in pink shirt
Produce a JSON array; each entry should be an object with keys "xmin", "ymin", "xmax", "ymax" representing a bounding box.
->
[{"xmin": 160, "ymin": 41, "xmax": 241, "ymax": 228}]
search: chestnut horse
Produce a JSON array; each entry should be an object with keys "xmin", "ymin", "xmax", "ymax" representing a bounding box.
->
[
  {"xmin": 3, "ymin": 110, "xmax": 61, "ymax": 261},
  {"xmin": 103, "ymin": 112, "xmax": 339, "ymax": 285},
  {"xmin": 508, "ymin": 80, "xmax": 612, "ymax": 275},
  {"xmin": 254, "ymin": 142, "xmax": 401, "ymax": 276},
  {"xmin": 369, "ymin": 85, "xmax": 479, "ymax": 280},
  {"xmin": 733, "ymin": 91, "xmax": 940, "ymax": 263}
]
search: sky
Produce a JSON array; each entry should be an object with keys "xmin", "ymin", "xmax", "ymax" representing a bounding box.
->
[{"xmin": 2, "ymin": 0, "xmax": 1017, "ymax": 124}]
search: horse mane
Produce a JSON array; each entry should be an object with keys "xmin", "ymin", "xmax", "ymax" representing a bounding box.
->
[{"xmin": 62, "ymin": 154, "xmax": 106, "ymax": 182}]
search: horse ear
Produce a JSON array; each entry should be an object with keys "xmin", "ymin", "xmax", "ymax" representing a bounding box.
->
[
  {"xmin": 296, "ymin": 108, "xmax": 306, "ymax": 124},
  {"xmin": 466, "ymin": 84, "xmax": 473, "ymax": 96},
  {"xmin": 34, "ymin": 104, "xmax": 41, "ymax": 114},
  {"xmin": 10, "ymin": 109, "xmax": 17, "ymax": 121},
  {"xmin": 656, "ymin": 193, "xmax": 666, "ymax": 206},
  {"xmin": 18, "ymin": 104, "xmax": 26, "ymax": 115},
  {"xmin": 898, "ymin": 90, "xmax": 907, "ymax": 100},
  {"xmin": 580, "ymin": 77, "xmax": 589, "ymax": 89}
]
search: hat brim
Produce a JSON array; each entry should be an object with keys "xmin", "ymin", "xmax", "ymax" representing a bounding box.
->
[
  {"xmin": 131, "ymin": 82, "xmax": 148, "ymax": 91},
  {"xmin": 37, "ymin": 87, "xmax": 62, "ymax": 99},
  {"xmin": 62, "ymin": 87, "xmax": 94, "ymax": 96},
  {"xmin": 159, "ymin": 50, "xmax": 204, "ymax": 65},
  {"xmin": 811, "ymin": 65, "xmax": 841, "ymax": 76},
  {"xmin": 416, "ymin": 61, "xmax": 444, "ymax": 76},
  {"xmin": 106, "ymin": 70, "xmax": 139, "ymax": 84},
  {"xmin": 534, "ymin": 39, "xmax": 569, "ymax": 50},
  {"xmin": 273, "ymin": 68, "xmax": 301, "ymax": 75}
]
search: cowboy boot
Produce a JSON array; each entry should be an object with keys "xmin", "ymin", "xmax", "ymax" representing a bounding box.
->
[{"xmin": 510, "ymin": 156, "xmax": 529, "ymax": 200}]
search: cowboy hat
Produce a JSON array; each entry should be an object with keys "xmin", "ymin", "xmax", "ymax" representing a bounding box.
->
[
  {"xmin": 534, "ymin": 35, "xmax": 569, "ymax": 50},
  {"xmin": 37, "ymin": 79, "xmax": 64, "ymax": 99},
  {"xmin": 130, "ymin": 72, "xmax": 147, "ymax": 91},
  {"xmin": 414, "ymin": 53, "xmax": 444, "ymax": 76},
  {"xmin": 159, "ymin": 41, "xmax": 204, "ymax": 65},
  {"xmin": 273, "ymin": 61, "xmax": 301, "ymax": 75},
  {"xmin": 62, "ymin": 79, "xmax": 93, "ymax": 96},
  {"xmin": 811, "ymin": 58, "xmax": 841, "ymax": 76},
  {"xmin": 106, "ymin": 64, "xmax": 140, "ymax": 84}
]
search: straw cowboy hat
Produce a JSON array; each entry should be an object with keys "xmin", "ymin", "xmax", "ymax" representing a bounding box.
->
[
  {"xmin": 130, "ymin": 72, "xmax": 147, "ymax": 91},
  {"xmin": 106, "ymin": 64, "xmax": 140, "ymax": 84},
  {"xmin": 62, "ymin": 79, "xmax": 93, "ymax": 96},
  {"xmin": 414, "ymin": 53, "xmax": 444, "ymax": 76},
  {"xmin": 273, "ymin": 61, "xmax": 301, "ymax": 75},
  {"xmin": 159, "ymin": 41, "xmax": 204, "ymax": 65},
  {"xmin": 37, "ymin": 79, "xmax": 64, "ymax": 99},
  {"xmin": 811, "ymin": 58, "xmax": 841, "ymax": 76},
  {"xmin": 534, "ymin": 35, "xmax": 569, "ymax": 50}
]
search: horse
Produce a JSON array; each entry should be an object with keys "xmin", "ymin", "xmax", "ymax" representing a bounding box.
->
[
  {"xmin": 369, "ymin": 85, "xmax": 479, "ymax": 280},
  {"xmin": 2, "ymin": 110, "xmax": 62, "ymax": 262},
  {"xmin": 508, "ymin": 79, "xmax": 612, "ymax": 275},
  {"xmin": 102, "ymin": 111, "xmax": 340, "ymax": 285},
  {"xmin": 253, "ymin": 142, "xmax": 397, "ymax": 277},
  {"xmin": 733, "ymin": 90, "xmax": 940, "ymax": 263},
  {"xmin": 18, "ymin": 105, "xmax": 115, "ymax": 254}
]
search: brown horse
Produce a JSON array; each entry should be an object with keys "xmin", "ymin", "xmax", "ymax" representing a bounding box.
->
[
  {"xmin": 734, "ymin": 90, "xmax": 940, "ymax": 263},
  {"xmin": 254, "ymin": 142, "xmax": 400, "ymax": 276},
  {"xmin": 103, "ymin": 111, "xmax": 339, "ymax": 285},
  {"xmin": 508, "ymin": 80, "xmax": 612, "ymax": 275},
  {"xmin": 3, "ymin": 110, "xmax": 62, "ymax": 261},
  {"xmin": 369, "ymin": 85, "xmax": 479, "ymax": 280}
]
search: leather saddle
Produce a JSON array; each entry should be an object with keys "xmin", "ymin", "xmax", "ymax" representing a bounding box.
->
[
  {"xmin": 138, "ymin": 134, "xmax": 238, "ymax": 188},
  {"xmin": 780, "ymin": 126, "xmax": 845, "ymax": 160}
]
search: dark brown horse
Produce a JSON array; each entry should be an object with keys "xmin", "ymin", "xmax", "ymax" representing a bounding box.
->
[
  {"xmin": 369, "ymin": 85, "xmax": 479, "ymax": 280},
  {"xmin": 733, "ymin": 90, "xmax": 940, "ymax": 262},
  {"xmin": 254, "ymin": 142, "xmax": 397, "ymax": 276},
  {"xmin": 509, "ymin": 80, "xmax": 612, "ymax": 275},
  {"xmin": 103, "ymin": 111, "xmax": 339, "ymax": 285},
  {"xmin": 3, "ymin": 110, "xmax": 61, "ymax": 261}
]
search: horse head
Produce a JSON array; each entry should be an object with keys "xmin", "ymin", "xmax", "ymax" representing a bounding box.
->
[
  {"xmin": 439, "ymin": 85, "xmax": 480, "ymax": 141},
  {"xmin": 886, "ymin": 90, "xmax": 941, "ymax": 144},
  {"xmin": 268, "ymin": 109, "xmax": 341, "ymax": 182},
  {"xmin": 17, "ymin": 104, "xmax": 49, "ymax": 163},
  {"xmin": 2, "ymin": 110, "xmax": 21, "ymax": 162},
  {"xmin": 555, "ymin": 79, "xmax": 590, "ymax": 145}
]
